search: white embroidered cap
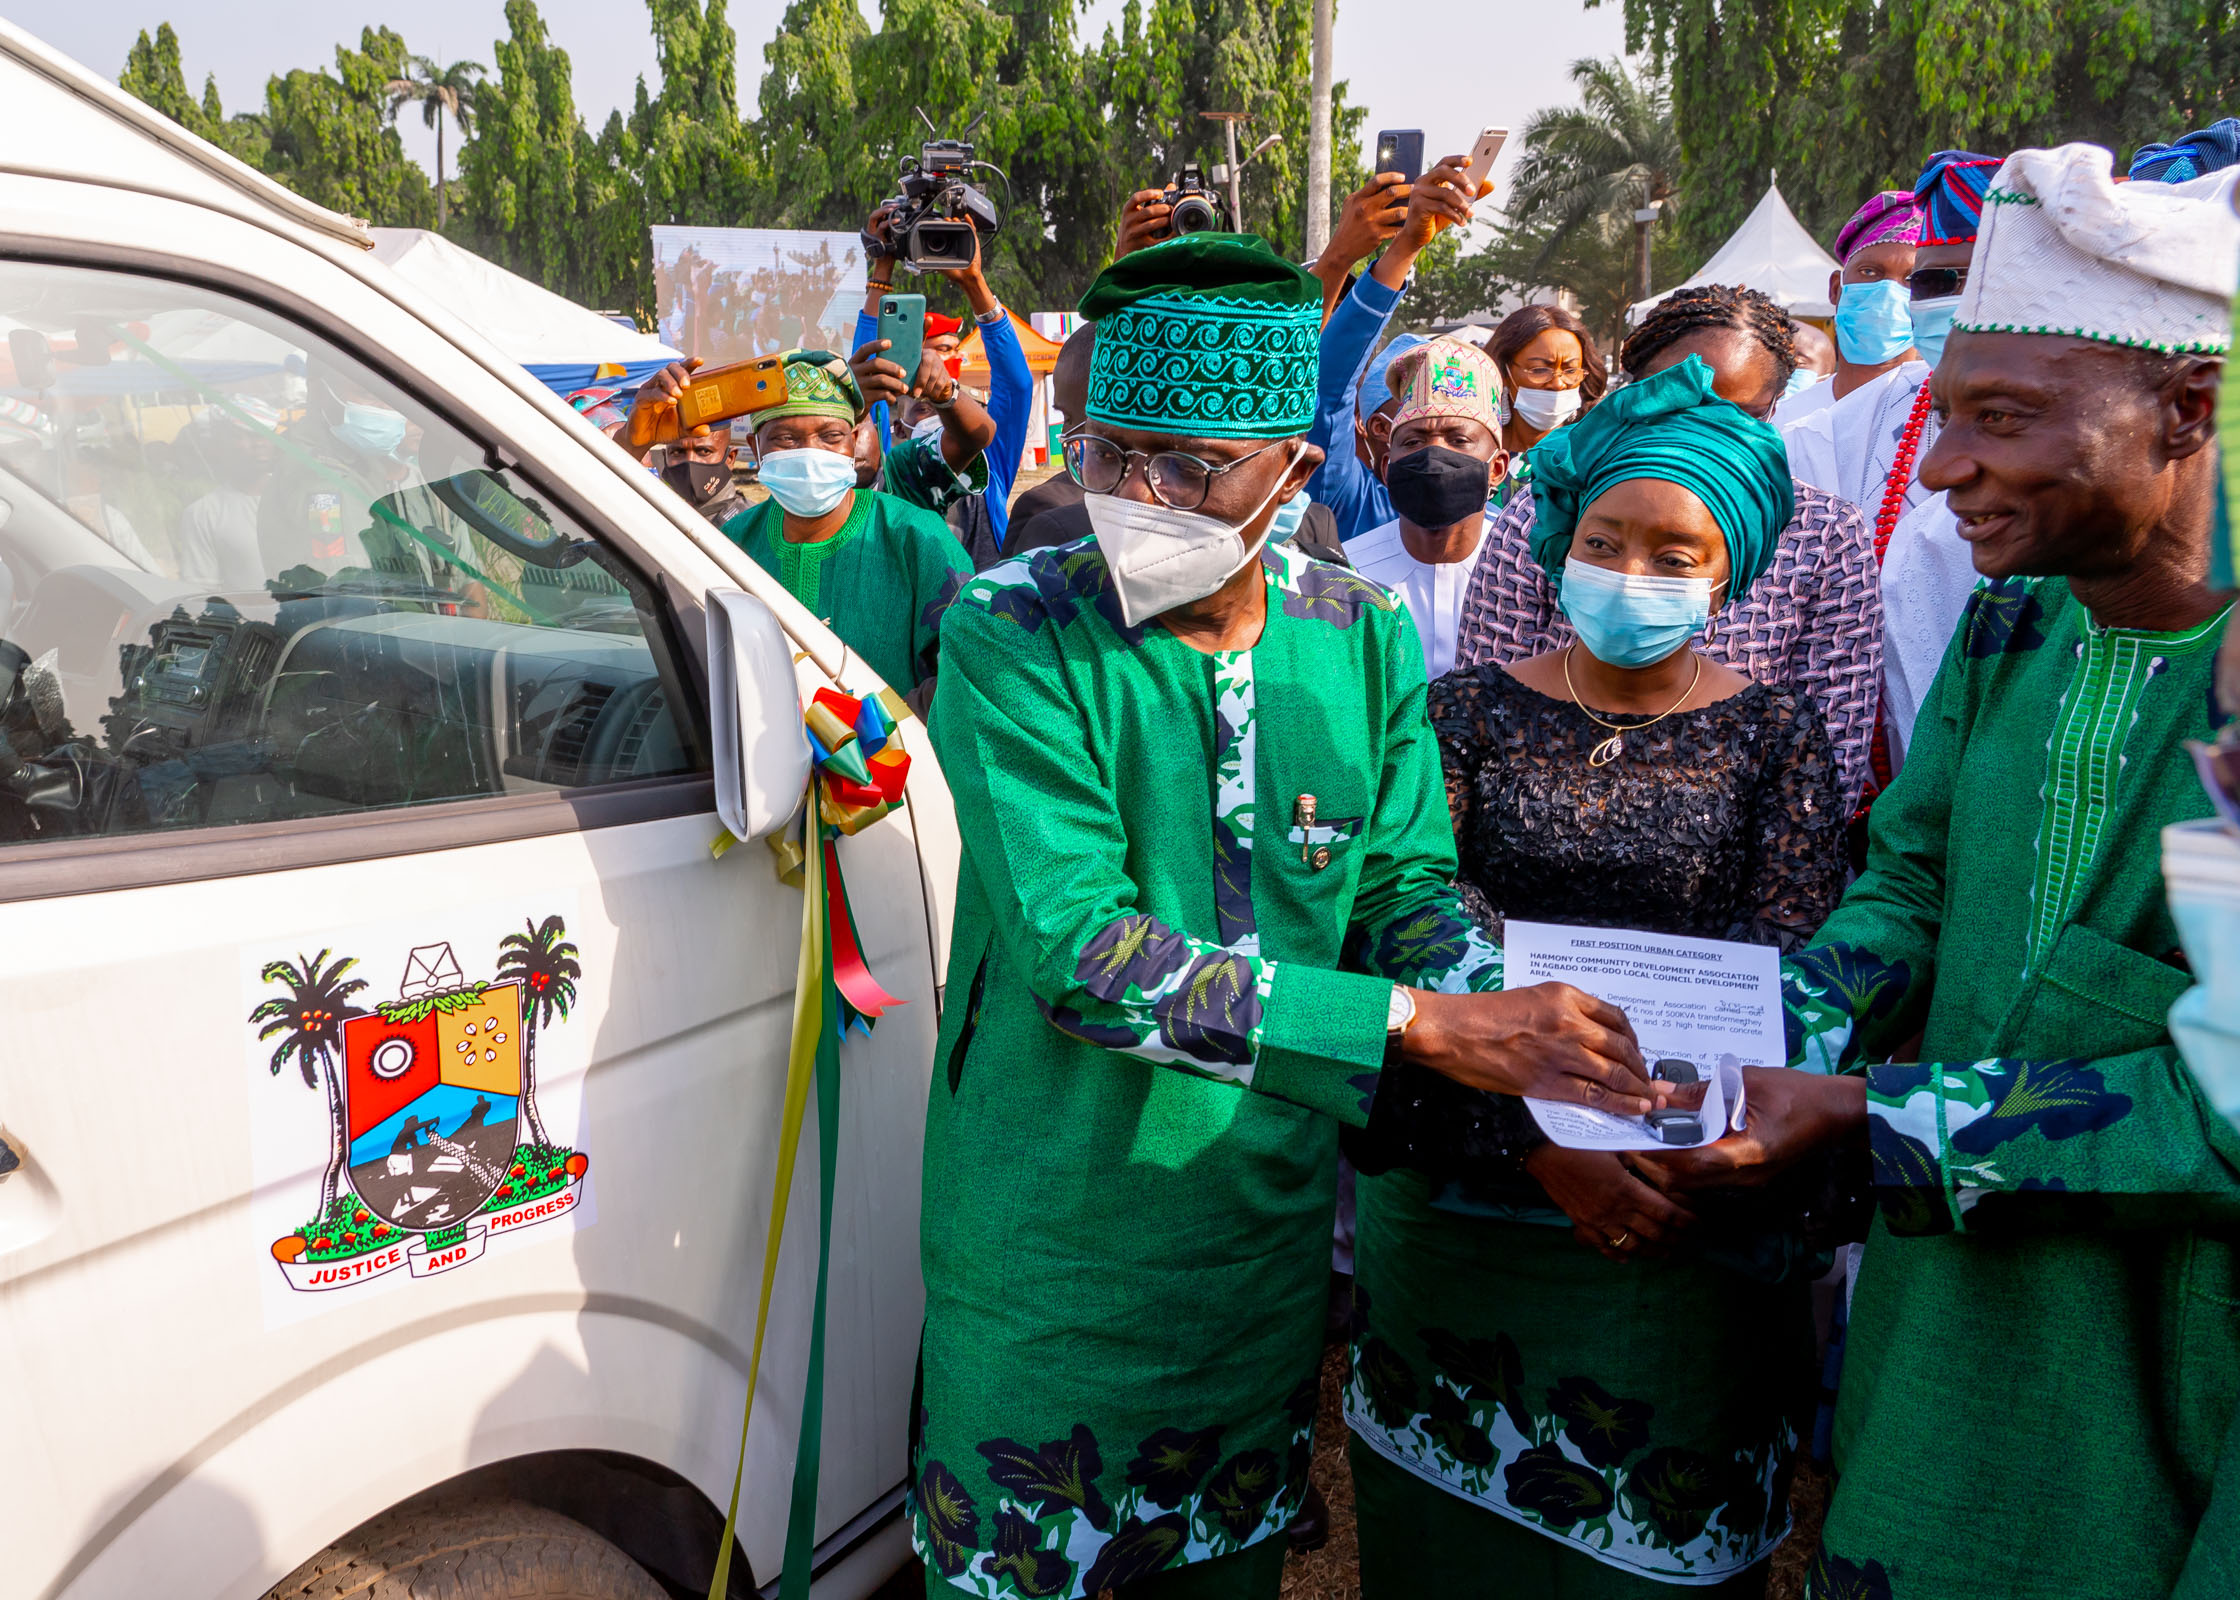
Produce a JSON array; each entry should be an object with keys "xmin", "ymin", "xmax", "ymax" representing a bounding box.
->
[{"xmin": 1956, "ymin": 142, "xmax": 2240, "ymax": 354}]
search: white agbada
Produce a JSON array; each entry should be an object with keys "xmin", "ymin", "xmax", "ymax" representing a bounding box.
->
[
  {"xmin": 1345, "ymin": 518, "xmax": 1483, "ymax": 680},
  {"xmin": 1780, "ymin": 361, "xmax": 1936, "ymax": 521},
  {"xmin": 1875, "ymin": 489, "xmax": 1981, "ymax": 763}
]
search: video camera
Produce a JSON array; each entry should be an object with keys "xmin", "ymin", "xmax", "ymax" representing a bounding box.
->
[
  {"xmin": 869, "ymin": 110, "xmax": 1003, "ymax": 273},
  {"xmin": 1161, "ymin": 162, "xmax": 1229, "ymax": 236}
]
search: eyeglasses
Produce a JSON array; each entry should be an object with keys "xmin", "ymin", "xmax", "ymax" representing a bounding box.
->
[
  {"xmin": 1063, "ymin": 430, "xmax": 1291, "ymax": 512},
  {"xmin": 1511, "ymin": 362, "xmax": 1584, "ymax": 384},
  {"xmin": 1906, "ymin": 266, "xmax": 1968, "ymax": 301}
]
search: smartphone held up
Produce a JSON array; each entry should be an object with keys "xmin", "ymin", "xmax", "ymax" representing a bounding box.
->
[
  {"xmin": 627, "ymin": 355, "xmax": 790, "ymax": 450},
  {"xmin": 1374, "ymin": 128, "xmax": 1425, "ymax": 184}
]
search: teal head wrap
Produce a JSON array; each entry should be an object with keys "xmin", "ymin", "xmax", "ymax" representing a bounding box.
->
[
  {"xmin": 1077, "ymin": 233, "xmax": 1321, "ymax": 439},
  {"xmin": 1527, "ymin": 357, "xmax": 1793, "ymax": 593}
]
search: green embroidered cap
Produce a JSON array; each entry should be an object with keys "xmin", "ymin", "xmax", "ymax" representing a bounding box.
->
[
  {"xmin": 757, "ymin": 348, "xmax": 867, "ymax": 427},
  {"xmin": 1077, "ymin": 233, "xmax": 1321, "ymax": 439}
]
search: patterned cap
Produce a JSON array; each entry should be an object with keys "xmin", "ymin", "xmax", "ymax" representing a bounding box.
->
[
  {"xmin": 1834, "ymin": 190, "xmax": 1924, "ymax": 262},
  {"xmin": 2130, "ymin": 119, "xmax": 2240, "ymax": 184},
  {"xmin": 1913, "ymin": 150, "xmax": 2003, "ymax": 247},
  {"xmin": 757, "ymin": 348, "xmax": 866, "ymax": 427},
  {"xmin": 1078, "ymin": 233, "xmax": 1322, "ymax": 439},
  {"xmin": 1388, "ymin": 338, "xmax": 1508, "ymax": 434},
  {"xmin": 1956, "ymin": 143, "xmax": 2240, "ymax": 355}
]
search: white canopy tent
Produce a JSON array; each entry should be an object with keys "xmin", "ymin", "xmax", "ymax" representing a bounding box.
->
[
  {"xmin": 1628, "ymin": 184, "xmax": 1840, "ymax": 324},
  {"xmin": 369, "ymin": 228, "xmax": 680, "ymax": 392}
]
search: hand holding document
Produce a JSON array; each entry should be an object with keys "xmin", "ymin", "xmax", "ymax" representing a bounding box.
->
[{"xmin": 1501, "ymin": 920, "xmax": 1783, "ymax": 1151}]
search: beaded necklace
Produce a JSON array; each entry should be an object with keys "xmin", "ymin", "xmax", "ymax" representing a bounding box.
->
[{"xmin": 1872, "ymin": 377, "xmax": 1937, "ymax": 564}]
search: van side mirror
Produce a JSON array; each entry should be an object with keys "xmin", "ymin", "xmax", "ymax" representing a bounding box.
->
[{"xmin": 706, "ymin": 588, "xmax": 812, "ymax": 842}]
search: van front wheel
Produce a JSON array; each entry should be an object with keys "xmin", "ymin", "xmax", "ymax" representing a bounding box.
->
[{"xmin": 264, "ymin": 1499, "xmax": 669, "ymax": 1600}]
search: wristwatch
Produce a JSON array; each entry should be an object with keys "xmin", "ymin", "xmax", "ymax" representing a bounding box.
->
[{"xmin": 1385, "ymin": 986, "xmax": 1417, "ymax": 1050}]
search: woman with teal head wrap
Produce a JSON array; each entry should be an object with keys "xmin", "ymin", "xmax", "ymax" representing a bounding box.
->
[
  {"xmin": 1529, "ymin": 354, "xmax": 1794, "ymax": 598},
  {"xmin": 1346, "ymin": 366, "xmax": 1850, "ymax": 1599}
]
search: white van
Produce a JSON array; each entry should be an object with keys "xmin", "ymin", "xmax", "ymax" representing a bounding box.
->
[{"xmin": 0, "ymin": 24, "xmax": 955, "ymax": 1600}]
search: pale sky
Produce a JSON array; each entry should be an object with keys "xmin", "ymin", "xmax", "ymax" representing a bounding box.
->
[{"xmin": 21, "ymin": 0, "xmax": 1628, "ymax": 235}]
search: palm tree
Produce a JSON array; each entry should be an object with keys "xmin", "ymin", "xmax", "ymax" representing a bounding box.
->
[
  {"xmin": 1506, "ymin": 57, "xmax": 1681, "ymax": 304},
  {"xmin": 385, "ymin": 55, "xmax": 483, "ymax": 229},
  {"xmin": 495, "ymin": 915, "xmax": 580, "ymax": 1149},
  {"xmin": 250, "ymin": 951, "xmax": 370, "ymax": 1212}
]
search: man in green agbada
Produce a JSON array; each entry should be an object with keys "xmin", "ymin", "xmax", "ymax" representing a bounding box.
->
[
  {"xmin": 1634, "ymin": 145, "xmax": 2240, "ymax": 1600},
  {"xmin": 913, "ymin": 233, "xmax": 1659, "ymax": 1598},
  {"xmin": 717, "ymin": 348, "xmax": 972, "ymax": 703}
]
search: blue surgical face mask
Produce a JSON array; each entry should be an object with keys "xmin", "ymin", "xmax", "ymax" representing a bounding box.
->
[
  {"xmin": 1909, "ymin": 294, "xmax": 1961, "ymax": 369},
  {"xmin": 335, "ymin": 401, "xmax": 408, "ymax": 459},
  {"xmin": 1835, "ymin": 278, "xmax": 1915, "ymax": 365},
  {"xmin": 756, "ymin": 446, "xmax": 858, "ymax": 518},
  {"xmin": 1559, "ymin": 555, "xmax": 1722, "ymax": 669},
  {"xmin": 1268, "ymin": 487, "xmax": 1310, "ymax": 546}
]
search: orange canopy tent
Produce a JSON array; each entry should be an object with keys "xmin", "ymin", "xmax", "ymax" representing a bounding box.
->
[{"xmin": 954, "ymin": 306, "xmax": 1065, "ymax": 385}]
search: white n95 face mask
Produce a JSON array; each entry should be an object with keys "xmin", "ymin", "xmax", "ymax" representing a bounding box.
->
[{"xmin": 1085, "ymin": 446, "xmax": 1303, "ymax": 626}]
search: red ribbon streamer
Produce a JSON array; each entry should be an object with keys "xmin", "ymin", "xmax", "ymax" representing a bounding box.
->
[{"xmin": 825, "ymin": 838, "xmax": 903, "ymax": 1020}]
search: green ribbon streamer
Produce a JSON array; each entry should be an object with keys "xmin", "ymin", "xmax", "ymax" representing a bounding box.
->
[{"xmin": 781, "ymin": 951, "xmax": 843, "ymax": 1596}]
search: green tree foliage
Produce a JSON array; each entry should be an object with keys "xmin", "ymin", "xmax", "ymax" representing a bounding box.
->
[
  {"xmin": 1612, "ymin": 0, "xmax": 2240, "ymax": 255},
  {"xmin": 261, "ymin": 29, "xmax": 436, "ymax": 226},
  {"xmin": 121, "ymin": 0, "xmax": 1363, "ymax": 322},
  {"xmin": 120, "ymin": 23, "xmax": 205, "ymax": 129},
  {"xmin": 125, "ymin": 24, "xmax": 432, "ymax": 223},
  {"xmin": 457, "ymin": 2, "xmax": 649, "ymax": 311}
]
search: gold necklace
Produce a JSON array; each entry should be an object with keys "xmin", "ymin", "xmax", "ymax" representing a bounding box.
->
[{"xmin": 1561, "ymin": 644, "xmax": 1702, "ymax": 767}]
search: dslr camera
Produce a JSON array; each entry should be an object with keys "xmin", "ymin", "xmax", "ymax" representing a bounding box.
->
[
  {"xmin": 1161, "ymin": 162, "xmax": 1229, "ymax": 236},
  {"xmin": 871, "ymin": 112, "xmax": 1002, "ymax": 273}
]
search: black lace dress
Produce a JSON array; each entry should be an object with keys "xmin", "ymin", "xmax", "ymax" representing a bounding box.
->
[
  {"xmin": 1342, "ymin": 665, "xmax": 1856, "ymax": 1581},
  {"xmin": 1355, "ymin": 664, "xmax": 1850, "ymax": 1182},
  {"xmin": 1434, "ymin": 666, "xmax": 1846, "ymax": 950}
]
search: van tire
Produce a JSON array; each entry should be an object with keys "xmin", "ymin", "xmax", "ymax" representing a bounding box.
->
[{"xmin": 263, "ymin": 1499, "xmax": 670, "ymax": 1600}]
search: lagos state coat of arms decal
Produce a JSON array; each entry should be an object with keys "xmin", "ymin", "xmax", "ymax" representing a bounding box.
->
[{"xmin": 249, "ymin": 914, "xmax": 590, "ymax": 1292}]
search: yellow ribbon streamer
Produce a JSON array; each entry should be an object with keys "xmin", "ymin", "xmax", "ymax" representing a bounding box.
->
[{"xmin": 706, "ymin": 814, "xmax": 825, "ymax": 1599}]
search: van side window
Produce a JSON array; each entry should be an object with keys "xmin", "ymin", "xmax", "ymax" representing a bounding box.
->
[{"xmin": 0, "ymin": 261, "xmax": 705, "ymax": 845}]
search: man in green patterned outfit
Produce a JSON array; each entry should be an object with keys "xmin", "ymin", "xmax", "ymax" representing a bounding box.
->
[
  {"xmin": 914, "ymin": 233, "xmax": 1660, "ymax": 1598},
  {"xmin": 719, "ymin": 349, "xmax": 973, "ymax": 703},
  {"xmin": 1636, "ymin": 146, "xmax": 2240, "ymax": 1599}
]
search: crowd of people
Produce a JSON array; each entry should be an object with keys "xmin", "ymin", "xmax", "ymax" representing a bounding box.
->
[{"xmin": 619, "ymin": 125, "xmax": 2240, "ymax": 1600}]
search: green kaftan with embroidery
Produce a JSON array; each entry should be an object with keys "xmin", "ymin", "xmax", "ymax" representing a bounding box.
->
[
  {"xmin": 1782, "ymin": 577, "xmax": 2240, "ymax": 1600},
  {"xmin": 913, "ymin": 537, "xmax": 1505, "ymax": 1597},
  {"xmin": 722, "ymin": 489, "xmax": 972, "ymax": 697}
]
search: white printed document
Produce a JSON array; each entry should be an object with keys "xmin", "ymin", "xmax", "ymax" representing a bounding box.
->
[{"xmin": 1501, "ymin": 919, "xmax": 1783, "ymax": 1151}]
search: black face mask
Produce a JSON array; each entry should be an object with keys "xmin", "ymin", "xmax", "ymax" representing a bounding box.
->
[
  {"xmin": 1384, "ymin": 445, "xmax": 1492, "ymax": 530},
  {"xmin": 663, "ymin": 457, "xmax": 732, "ymax": 507}
]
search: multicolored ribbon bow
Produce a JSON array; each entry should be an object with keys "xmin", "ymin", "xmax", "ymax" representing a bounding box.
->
[{"xmin": 707, "ymin": 685, "xmax": 911, "ymax": 1600}]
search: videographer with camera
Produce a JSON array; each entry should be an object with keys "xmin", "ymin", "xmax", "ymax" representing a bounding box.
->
[
  {"xmin": 851, "ymin": 218, "xmax": 1000, "ymax": 501},
  {"xmin": 713, "ymin": 348, "xmax": 971, "ymax": 706},
  {"xmin": 1305, "ymin": 153, "xmax": 1483, "ymax": 542},
  {"xmin": 854, "ymin": 147, "xmax": 1034, "ymax": 568}
]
